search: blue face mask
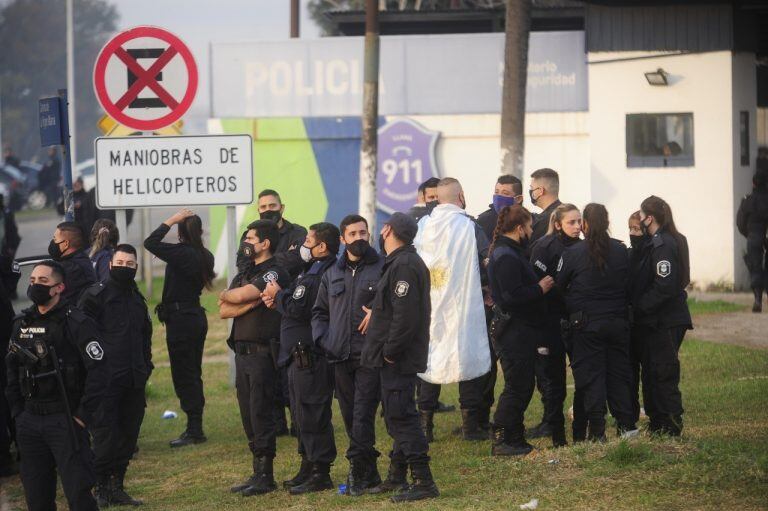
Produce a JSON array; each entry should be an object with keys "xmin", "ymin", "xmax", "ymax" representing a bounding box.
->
[{"xmin": 492, "ymin": 194, "xmax": 516, "ymax": 213}]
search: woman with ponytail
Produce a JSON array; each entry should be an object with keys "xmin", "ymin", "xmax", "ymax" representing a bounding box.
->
[
  {"xmin": 89, "ymin": 219, "xmax": 119, "ymax": 282},
  {"xmin": 556, "ymin": 203, "xmax": 637, "ymax": 442},
  {"xmin": 486, "ymin": 205, "xmax": 554, "ymax": 456},
  {"xmin": 527, "ymin": 204, "xmax": 582, "ymax": 447},
  {"xmin": 144, "ymin": 208, "xmax": 216, "ymax": 448},
  {"xmin": 628, "ymin": 196, "xmax": 691, "ymax": 437}
]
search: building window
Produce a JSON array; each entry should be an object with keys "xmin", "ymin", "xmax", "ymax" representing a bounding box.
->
[
  {"xmin": 740, "ymin": 111, "xmax": 750, "ymax": 167},
  {"xmin": 626, "ymin": 113, "xmax": 694, "ymax": 168}
]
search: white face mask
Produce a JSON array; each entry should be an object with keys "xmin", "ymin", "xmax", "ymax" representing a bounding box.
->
[{"xmin": 299, "ymin": 245, "xmax": 313, "ymax": 263}]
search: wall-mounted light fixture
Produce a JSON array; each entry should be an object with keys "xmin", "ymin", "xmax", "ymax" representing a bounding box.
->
[{"xmin": 644, "ymin": 68, "xmax": 668, "ymax": 86}]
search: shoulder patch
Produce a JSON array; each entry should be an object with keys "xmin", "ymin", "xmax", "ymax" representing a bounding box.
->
[
  {"xmin": 394, "ymin": 280, "xmax": 409, "ymax": 298},
  {"xmin": 85, "ymin": 341, "xmax": 104, "ymax": 360},
  {"xmin": 534, "ymin": 260, "xmax": 548, "ymax": 273},
  {"xmin": 292, "ymin": 285, "xmax": 306, "ymax": 299},
  {"xmin": 11, "ymin": 261, "xmax": 20, "ymax": 274},
  {"xmin": 263, "ymin": 270, "xmax": 279, "ymax": 284},
  {"xmin": 657, "ymin": 260, "xmax": 671, "ymax": 278}
]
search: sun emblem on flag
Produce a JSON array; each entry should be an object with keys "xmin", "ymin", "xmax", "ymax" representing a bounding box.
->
[{"xmin": 430, "ymin": 265, "xmax": 450, "ymax": 290}]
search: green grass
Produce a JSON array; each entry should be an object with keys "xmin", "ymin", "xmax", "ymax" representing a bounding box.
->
[
  {"xmin": 3, "ymin": 289, "xmax": 767, "ymax": 510},
  {"xmin": 687, "ymin": 299, "xmax": 747, "ymax": 315}
]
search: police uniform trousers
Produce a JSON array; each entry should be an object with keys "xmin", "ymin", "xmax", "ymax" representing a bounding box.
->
[
  {"xmin": 417, "ymin": 372, "xmax": 490, "ymax": 412},
  {"xmin": 570, "ymin": 318, "xmax": 635, "ymax": 433},
  {"xmin": 334, "ymin": 358, "xmax": 380, "ymax": 462},
  {"xmin": 380, "ymin": 364, "xmax": 429, "ymax": 466},
  {"xmin": 16, "ymin": 410, "xmax": 98, "ymax": 511},
  {"xmin": 91, "ymin": 373, "xmax": 146, "ymax": 480},
  {"xmin": 539, "ymin": 314, "xmax": 568, "ymax": 430},
  {"xmin": 288, "ymin": 355, "xmax": 336, "ymax": 464},
  {"xmin": 0, "ymin": 385, "xmax": 13, "ymax": 462},
  {"xmin": 492, "ymin": 323, "xmax": 537, "ymax": 438},
  {"xmin": 745, "ymin": 233, "xmax": 768, "ymax": 291},
  {"xmin": 235, "ymin": 345, "xmax": 278, "ymax": 460},
  {"xmin": 630, "ymin": 325, "xmax": 685, "ymax": 433},
  {"xmin": 165, "ymin": 308, "xmax": 207, "ymax": 420}
]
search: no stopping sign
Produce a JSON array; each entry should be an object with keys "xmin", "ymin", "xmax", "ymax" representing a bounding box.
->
[{"xmin": 93, "ymin": 26, "xmax": 198, "ymax": 131}]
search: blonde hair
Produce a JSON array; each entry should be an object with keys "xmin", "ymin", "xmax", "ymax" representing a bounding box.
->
[
  {"xmin": 89, "ymin": 219, "xmax": 119, "ymax": 257},
  {"xmin": 546, "ymin": 203, "xmax": 580, "ymax": 235}
]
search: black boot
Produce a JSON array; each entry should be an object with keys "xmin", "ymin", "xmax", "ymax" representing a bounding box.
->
[
  {"xmin": 110, "ymin": 469, "xmax": 143, "ymax": 506},
  {"xmin": 169, "ymin": 414, "xmax": 207, "ymax": 448},
  {"xmin": 753, "ymin": 288, "xmax": 763, "ymax": 313},
  {"xmin": 0, "ymin": 453, "xmax": 18, "ymax": 478},
  {"xmin": 282, "ymin": 457, "xmax": 312, "ymax": 489},
  {"xmin": 231, "ymin": 456, "xmax": 262, "ymax": 493},
  {"xmin": 491, "ymin": 424, "xmax": 533, "ymax": 456},
  {"xmin": 241, "ymin": 457, "xmax": 277, "ymax": 496},
  {"xmin": 369, "ymin": 460, "xmax": 408, "ymax": 493},
  {"xmin": 552, "ymin": 425, "xmax": 568, "ymax": 448},
  {"xmin": 419, "ymin": 411, "xmax": 434, "ymax": 443},
  {"xmin": 526, "ymin": 421, "xmax": 553, "ymax": 439},
  {"xmin": 460, "ymin": 409, "xmax": 487, "ymax": 441},
  {"xmin": 477, "ymin": 407, "xmax": 491, "ymax": 433},
  {"xmin": 587, "ymin": 420, "xmax": 606, "ymax": 443},
  {"xmin": 390, "ymin": 463, "xmax": 439, "ymax": 503},
  {"xmin": 348, "ymin": 456, "xmax": 382, "ymax": 496},
  {"xmin": 289, "ymin": 462, "xmax": 334, "ymax": 495},
  {"xmin": 95, "ymin": 474, "xmax": 113, "ymax": 508}
]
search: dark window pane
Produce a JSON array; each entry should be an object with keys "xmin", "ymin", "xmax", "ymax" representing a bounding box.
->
[
  {"xmin": 626, "ymin": 113, "xmax": 694, "ymax": 167},
  {"xmin": 740, "ymin": 111, "xmax": 749, "ymax": 167}
]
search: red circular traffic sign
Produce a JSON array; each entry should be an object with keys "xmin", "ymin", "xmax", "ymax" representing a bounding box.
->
[{"xmin": 93, "ymin": 26, "xmax": 198, "ymax": 131}]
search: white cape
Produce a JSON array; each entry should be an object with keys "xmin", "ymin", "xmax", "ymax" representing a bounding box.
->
[{"xmin": 414, "ymin": 204, "xmax": 491, "ymax": 384}]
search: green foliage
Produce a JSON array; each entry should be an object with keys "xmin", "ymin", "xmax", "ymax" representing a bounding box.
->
[
  {"xmin": 687, "ymin": 299, "xmax": 747, "ymax": 315},
  {"xmin": 0, "ymin": 0, "xmax": 118, "ymax": 161}
]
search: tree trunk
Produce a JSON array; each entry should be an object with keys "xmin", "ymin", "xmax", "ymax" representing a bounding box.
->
[
  {"xmin": 359, "ymin": 0, "xmax": 380, "ymax": 232},
  {"xmin": 500, "ymin": 0, "xmax": 531, "ymax": 179}
]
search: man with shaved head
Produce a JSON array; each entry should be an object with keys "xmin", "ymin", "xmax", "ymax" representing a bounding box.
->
[{"xmin": 414, "ymin": 178, "xmax": 492, "ymax": 443}]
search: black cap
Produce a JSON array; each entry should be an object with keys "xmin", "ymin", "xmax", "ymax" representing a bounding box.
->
[{"xmin": 386, "ymin": 212, "xmax": 418, "ymax": 244}]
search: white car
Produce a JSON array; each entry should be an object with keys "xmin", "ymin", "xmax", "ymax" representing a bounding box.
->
[{"xmin": 74, "ymin": 158, "xmax": 97, "ymax": 192}]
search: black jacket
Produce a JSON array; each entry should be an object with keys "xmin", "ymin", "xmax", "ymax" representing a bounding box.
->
[
  {"xmin": 275, "ymin": 219, "xmax": 308, "ymax": 278},
  {"xmin": 476, "ymin": 205, "xmax": 497, "ymax": 243},
  {"xmin": 487, "ymin": 236, "xmax": 546, "ymax": 326},
  {"xmin": 736, "ymin": 189, "xmax": 768, "ymax": 240},
  {"xmin": 5, "ymin": 302, "xmax": 109, "ymax": 425},
  {"xmin": 557, "ymin": 238, "xmax": 629, "ymax": 320},
  {"xmin": 143, "ymin": 223, "xmax": 214, "ymax": 305},
  {"xmin": 361, "ymin": 245, "xmax": 430, "ymax": 374},
  {"xmin": 313, "ymin": 247, "xmax": 383, "ymax": 362},
  {"xmin": 530, "ymin": 232, "xmax": 581, "ymax": 317},
  {"xmin": 275, "ymin": 256, "xmax": 335, "ymax": 367},
  {"xmin": 407, "ymin": 205, "xmax": 430, "ymax": 223},
  {"xmin": 531, "ymin": 199, "xmax": 562, "ymax": 244},
  {"xmin": 59, "ymin": 249, "xmax": 97, "ymax": 305},
  {"xmin": 0, "ymin": 207, "xmax": 20, "ymax": 257},
  {"xmin": 78, "ymin": 278, "xmax": 153, "ymax": 388},
  {"xmin": 629, "ymin": 229, "xmax": 692, "ymax": 329}
]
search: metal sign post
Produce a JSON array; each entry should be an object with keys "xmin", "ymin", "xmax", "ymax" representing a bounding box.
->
[
  {"xmin": 226, "ymin": 205, "xmax": 238, "ymax": 385},
  {"xmin": 39, "ymin": 90, "xmax": 74, "ymax": 221}
]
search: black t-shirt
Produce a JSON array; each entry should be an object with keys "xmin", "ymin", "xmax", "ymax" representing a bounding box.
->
[{"xmin": 232, "ymin": 257, "xmax": 291, "ymax": 343}]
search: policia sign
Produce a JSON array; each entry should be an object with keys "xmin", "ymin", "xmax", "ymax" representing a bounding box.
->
[{"xmin": 94, "ymin": 134, "xmax": 253, "ymax": 208}]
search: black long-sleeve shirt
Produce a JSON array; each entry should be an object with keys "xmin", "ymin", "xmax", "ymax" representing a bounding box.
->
[
  {"xmin": 487, "ymin": 236, "xmax": 546, "ymax": 326},
  {"xmin": 143, "ymin": 223, "xmax": 214, "ymax": 304},
  {"xmin": 59, "ymin": 249, "xmax": 97, "ymax": 305}
]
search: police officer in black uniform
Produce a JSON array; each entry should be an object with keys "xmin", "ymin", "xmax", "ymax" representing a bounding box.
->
[
  {"xmin": 736, "ymin": 171, "xmax": 768, "ymax": 312},
  {"xmin": 557, "ymin": 203, "xmax": 637, "ymax": 441},
  {"xmin": 362, "ymin": 212, "xmax": 438, "ymax": 503},
  {"xmin": 144, "ymin": 209, "xmax": 215, "ymax": 448},
  {"xmin": 5, "ymin": 260, "xmax": 109, "ymax": 511},
  {"xmin": 529, "ymin": 203, "xmax": 582, "ymax": 446},
  {"xmin": 0, "ymin": 254, "xmax": 21, "ymax": 476},
  {"xmin": 476, "ymin": 175, "xmax": 524, "ymax": 240},
  {"xmin": 313, "ymin": 214, "xmax": 383, "ymax": 496},
  {"xmin": 49, "ymin": 221, "xmax": 97, "ymax": 304},
  {"xmin": 629, "ymin": 196, "xmax": 691, "ymax": 436},
  {"xmin": 262, "ymin": 222, "xmax": 339, "ymax": 495},
  {"xmin": 78, "ymin": 244, "xmax": 152, "ymax": 507},
  {"xmin": 223, "ymin": 220, "xmax": 291, "ymax": 497},
  {"xmin": 486, "ymin": 205, "xmax": 553, "ymax": 456}
]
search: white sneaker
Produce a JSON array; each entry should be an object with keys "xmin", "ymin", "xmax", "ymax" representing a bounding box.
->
[{"xmin": 620, "ymin": 428, "xmax": 640, "ymax": 440}]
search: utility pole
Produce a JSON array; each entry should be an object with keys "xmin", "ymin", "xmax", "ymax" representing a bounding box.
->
[
  {"xmin": 66, "ymin": 0, "xmax": 77, "ymax": 168},
  {"xmin": 500, "ymin": 0, "xmax": 531, "ymax": 178},
  {"xmin": 359, "ymin": 0, "xmax": 380, "ymax": 233},
  {"xmin": 290, "ymin": 0, "xmax": 300, "ymax": 38}
]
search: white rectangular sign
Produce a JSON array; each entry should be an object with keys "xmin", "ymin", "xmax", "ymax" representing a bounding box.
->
[{"xmin": 95, "ymin": 134, "xmax": 254, "ymax": 208}]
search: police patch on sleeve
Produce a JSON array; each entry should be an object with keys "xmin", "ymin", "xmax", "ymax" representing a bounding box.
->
[
  {"xmin": 292, "ymin": 285, "xmax": 306, "ymax": 299},
  {"xmin": 557, "ymin": 257, "xmax": 564, "ymax": 272},
  {"xmin": 394, "ymin": 281, "xmax": 409, "ymax": 298},
  {"xmin": 263, "ymin": 270, "xmax": 279, "ymax": 284},
  {"xmin": 534, "ymin": 260, "xmax": 547, "ymax": 273},
  {"xmin": 85, "ymin": 341, "xmax": 104, "ymax": 361},
  {"xmin": 657, "ymin": 260, "xmax": 671, "ymax": 278}
]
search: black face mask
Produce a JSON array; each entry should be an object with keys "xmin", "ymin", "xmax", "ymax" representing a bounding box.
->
[
  {"xmin": 425, "ymin": 200, "xmax": 439, "ymax": 213},
  {"xmin": 529, "ymin": 189, "xmax": 539, "ymax": 206},
  {"xmin": 630, "ymin": 234, "xmax": 649, "ymax": 250},
  {"xmin": 48, "ymin": 239, "xmax": 65, "ymax": 260},
  {"xmin": 110, "ymin": 265, "xmax": 137, "ymax": 285},
  {"xmin": 347, "ymin": 239, "xmax": 369, "ymax": 258},
  {"xmin": 640, "ymin": 216, "xmax": 652, "ymax": 236},
  {"xmin": 27, "ymin": 283, "xmax": 54, "ymax": 306},
  {"xmin": 238, "ymin": 241, "xmax": 256, "ymax": 259},
  {"xmin": 260, "ymin": 210, "xmax": 282, "ymax": 224},
  {"xmin": 378, "ymin": 234, "xmax": 386, "ymax": 254}
]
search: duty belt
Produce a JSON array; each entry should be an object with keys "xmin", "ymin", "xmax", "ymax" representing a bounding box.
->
[
  {"xmin": 234, "ymin": 342, "xmax": 272, "ymax": 356},
  {"xmin": 25, "ymin": 400, "xmax": 67, "ymax": 415},
  {"xmin": 163, "ymin": 301, "xmax": 200, "ymax": 311}
]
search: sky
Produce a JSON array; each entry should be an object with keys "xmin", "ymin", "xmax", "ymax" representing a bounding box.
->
[{"xmin": 114, "ymin": 0, "xmax": 322, "ymax": 130}]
